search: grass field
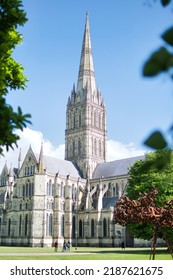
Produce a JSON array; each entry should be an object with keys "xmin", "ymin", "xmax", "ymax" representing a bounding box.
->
[{"xmin": 0, "ymin": 246, "xmax": 172, "ymax": 260}]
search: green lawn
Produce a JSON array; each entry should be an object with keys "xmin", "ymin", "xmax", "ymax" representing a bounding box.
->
[{"xmin": 0, "ymin": 246, "xmax": 172, "ymax": 260}]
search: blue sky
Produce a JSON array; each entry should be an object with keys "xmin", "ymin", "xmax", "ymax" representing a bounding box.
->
[{"xmin": 1, "ymin": 0, "xmax": 173, "ymax": 169}]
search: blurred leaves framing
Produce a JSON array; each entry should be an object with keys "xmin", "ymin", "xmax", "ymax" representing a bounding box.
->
[
  {"xmin": 143, "ymin": 0, "xmax": 173, "ymax": 155},
  {"xmin": 0, "ymin": 0, "xmax": 31, "ymax": 155}
]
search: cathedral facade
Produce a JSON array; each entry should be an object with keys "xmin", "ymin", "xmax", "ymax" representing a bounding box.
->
[{"xmin": 0, "ymin": 14, "xmax": 146, "ymax": 247}]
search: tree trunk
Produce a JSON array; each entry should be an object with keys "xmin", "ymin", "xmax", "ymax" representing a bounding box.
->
[{"xmin": 150, "ymin": 225, "xmax": 158, "ymax": 260}]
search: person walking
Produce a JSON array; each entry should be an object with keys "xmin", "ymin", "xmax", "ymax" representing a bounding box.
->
[
  {"xmin": 54, "ymin": 240, "xmax": 58, "ymax": 252},
  {"xmin": 121, "ymin": 241, "xmax": 125, "ymax": 250},
  {"xmin": 67, "ymin": 241, "xmax": 71, "ymax": 251},
  {"xmin": 62, "ymin": 240, "xmax": 66, "ymax": 252}
]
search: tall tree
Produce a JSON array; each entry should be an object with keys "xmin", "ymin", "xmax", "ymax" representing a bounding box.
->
[
  {"xmin": 0, "ymin": 0, "xmax": 31, "ymax": 155},
  {"xmin": 126, "ymin": 150, "xmax": 173, "ymax": 240}
]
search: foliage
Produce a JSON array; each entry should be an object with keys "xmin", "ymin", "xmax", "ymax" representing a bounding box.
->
[
  {"xmin": 127, "ymin": 223, "xmax": 154, "ymax": 241},
  {"xmin": 143, "ymin": 0, "xmax": 173, "ymax": 150},
  {"xmin": 126, "ymin": 150, "xmax": 173, "ymax": 240},
  {"xmin": 0, "ymin": 0, "xmax": 31, "ymax": 155}
]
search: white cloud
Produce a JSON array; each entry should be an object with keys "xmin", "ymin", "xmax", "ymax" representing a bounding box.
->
[
  {"xmin": 0, "ymin": 128, "xmax": 64, "ymax": 171},
  {"xmin": 106, "ymin": 139, "xmax": 145, "ymax": 161},
  {"xmin": 0, "ymin": 128, "xmax": 145, "ymax": 171}
]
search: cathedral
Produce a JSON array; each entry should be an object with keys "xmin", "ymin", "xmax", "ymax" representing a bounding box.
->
[{"xmin": 0, "ymin": 13, "xmax": 146, "ymax": 247}]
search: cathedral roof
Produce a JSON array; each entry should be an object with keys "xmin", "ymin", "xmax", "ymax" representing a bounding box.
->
[
  {"xmin": 92, "ymin": 155, "xmax": 145, "ymax": 179},
  {"xmin": 35, "ymin": 154, "xmax": 80, "ymax": 178}
]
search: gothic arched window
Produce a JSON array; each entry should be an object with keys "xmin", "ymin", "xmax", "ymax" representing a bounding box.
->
[
  {"xmin": 99, "ymin": 140, "xmax": 101, "ymax": 157},
  {"xmin": 19, "ymin": 215, "xmax": 22, "ymax": 236},
  {"xmin": 116, "ymin": 183, "xmax": 119, "ymax": 196},
  {"xmin": 32, "ymin": 165, "xmax": 35, "ymax": 174},
  {"xmin": 108, "ymin": 182, "xmax": 112, "ymax": 196},
  {"xmin": 47, "ymin": 182, "xmax": 49, "ymax": 195},
  {"xmin": 61, "ymin": 215, "xmax": 64, "ymax": 236},
  {"xmin": 70, "ymin": 112, "xmax": 73, "ymax": 129},
  {"xmin": 79, "ymin": 111, "xmax": 81, "ymax": 127},
  {"xmin": 52, "ymin": 184, "xmax": 55, "ymax": 196},
  {"xmin": 79, "ymin": 219, "xmax": 83, "ymax": 237},
  {"xmin": 25, "ymin": 214, "xmax": 28, "ymax": 236},
  {"xmin": 94, "ymin": 111, "xmax": 96, "ymax": 127},
  {"xmin": 46, "ymin": 213, "xmax": 49, "ymax": 236},
  {"xmin": 91, "ymin": 219, "xmax": 95, "ymax": 237},
  {"xmin": 100, "ymin": 113, "xmax": 103, "ymax": 129},
  {"xmin": 91, "ymin": 109, "xmax": 94, "ymax": 126},
  {"xmin": 72, "ymin": 216, "xmax": 76, "ymax": 238},
  {"xmin": 47, "ymin": 180, "xmax": 52, "ymax": 196},
  {"xmin": 29, "ymin": 182, "xmax": 32, "ymax": 196},
  {"xmin": 91, "ymin": 137, "xmax": 94, "ymax": 156},
  {"xmin": 22, "ymin": 185, "xmax": 25, "ymax": 197},
  {"xmin": 103, "ymin": 218, "xmax": 107, "ymax": 237},
  {"xmin": 0, "ymin": 217, "xmax": 1, "ymax": 236},
  {"xmin": 49, "ymin": 214, "xmax": 53, "ymax": 236},
  {"xmin": 73, "ymin": 112, "xmax": 76, "ymax": 128},
  {"xmin": 26, "ymin": 182, "xmax": 29, "ymax": 196},
  {"xmin": 102, "ymin": 114, "xmax": 105, "ymax": 129},
  {"xmin": 32, "ymin": 183, "xmax": 34, "ymax": 196},
  {"xmin": 78, "ymin": 139, "xmax": 81, "ymax": 156},
  {"xmin": 8, "ymin": 218, "xmax": 11, "ymax": 236},
  {"xmin": 112, "ymin": 185, "xmax": 116, "ymax": 196},
  {"xmin": 73, "ymin": 141, "xmax": 75, "ymax": 157},
  {"xmin": 94, "ymin": 139, "xmax": 97, "ymax": 156}
]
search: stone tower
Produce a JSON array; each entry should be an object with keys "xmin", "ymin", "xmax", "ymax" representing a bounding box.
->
[{"xmin": 65, "ymin": 12, "xmax": 107, "ymax": 179}]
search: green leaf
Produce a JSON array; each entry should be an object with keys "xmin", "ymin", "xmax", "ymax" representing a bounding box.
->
[
  {"xmin": 161, "ymin": 0, "xmax": 171, "ymax": 6},
  {"xmin": 142, "ymin": 149, "xmax": 172, "ymax": 171},
  {"xmin": 162, "ymin": 27, "xmax": 173, "ymax": 46},
  {"xmin": 143, "ymin": 60, "xmax": 161, "ymax": 76},
  {"xmin": 144, "ymin": 131, "xmax": 168, "ymax": 149},
  {"xmin": 143, "ymin": 47, "xmax": 173, "ymax": 77}
]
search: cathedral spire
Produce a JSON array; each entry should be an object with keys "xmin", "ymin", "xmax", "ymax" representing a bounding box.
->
[
  {"xmin": 65, "ymin": 13, "xmax": 107, "ymax": 178},
  {"xmin": 18, "ymin": 148, "xmax": 22, "ymax": 173},
  {"xmin": 38, "ymin": 143, "xmax": 44, "ymax": 174},
  {"xmin": 77, "ymin": 12, "xmax": 97, "ymax": 94}
]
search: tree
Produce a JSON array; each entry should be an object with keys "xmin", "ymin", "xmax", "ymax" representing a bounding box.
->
[
  {"xmin": 114, "ymin": 188, "xmax": 173, "ymax": 259},
  {"xmin": 126, "ymin": 150, "xmax": 173, "ymax": 240},
  {"xmin": 0, "ymin": 0, "xmax": 31, "ymax": 155}
]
